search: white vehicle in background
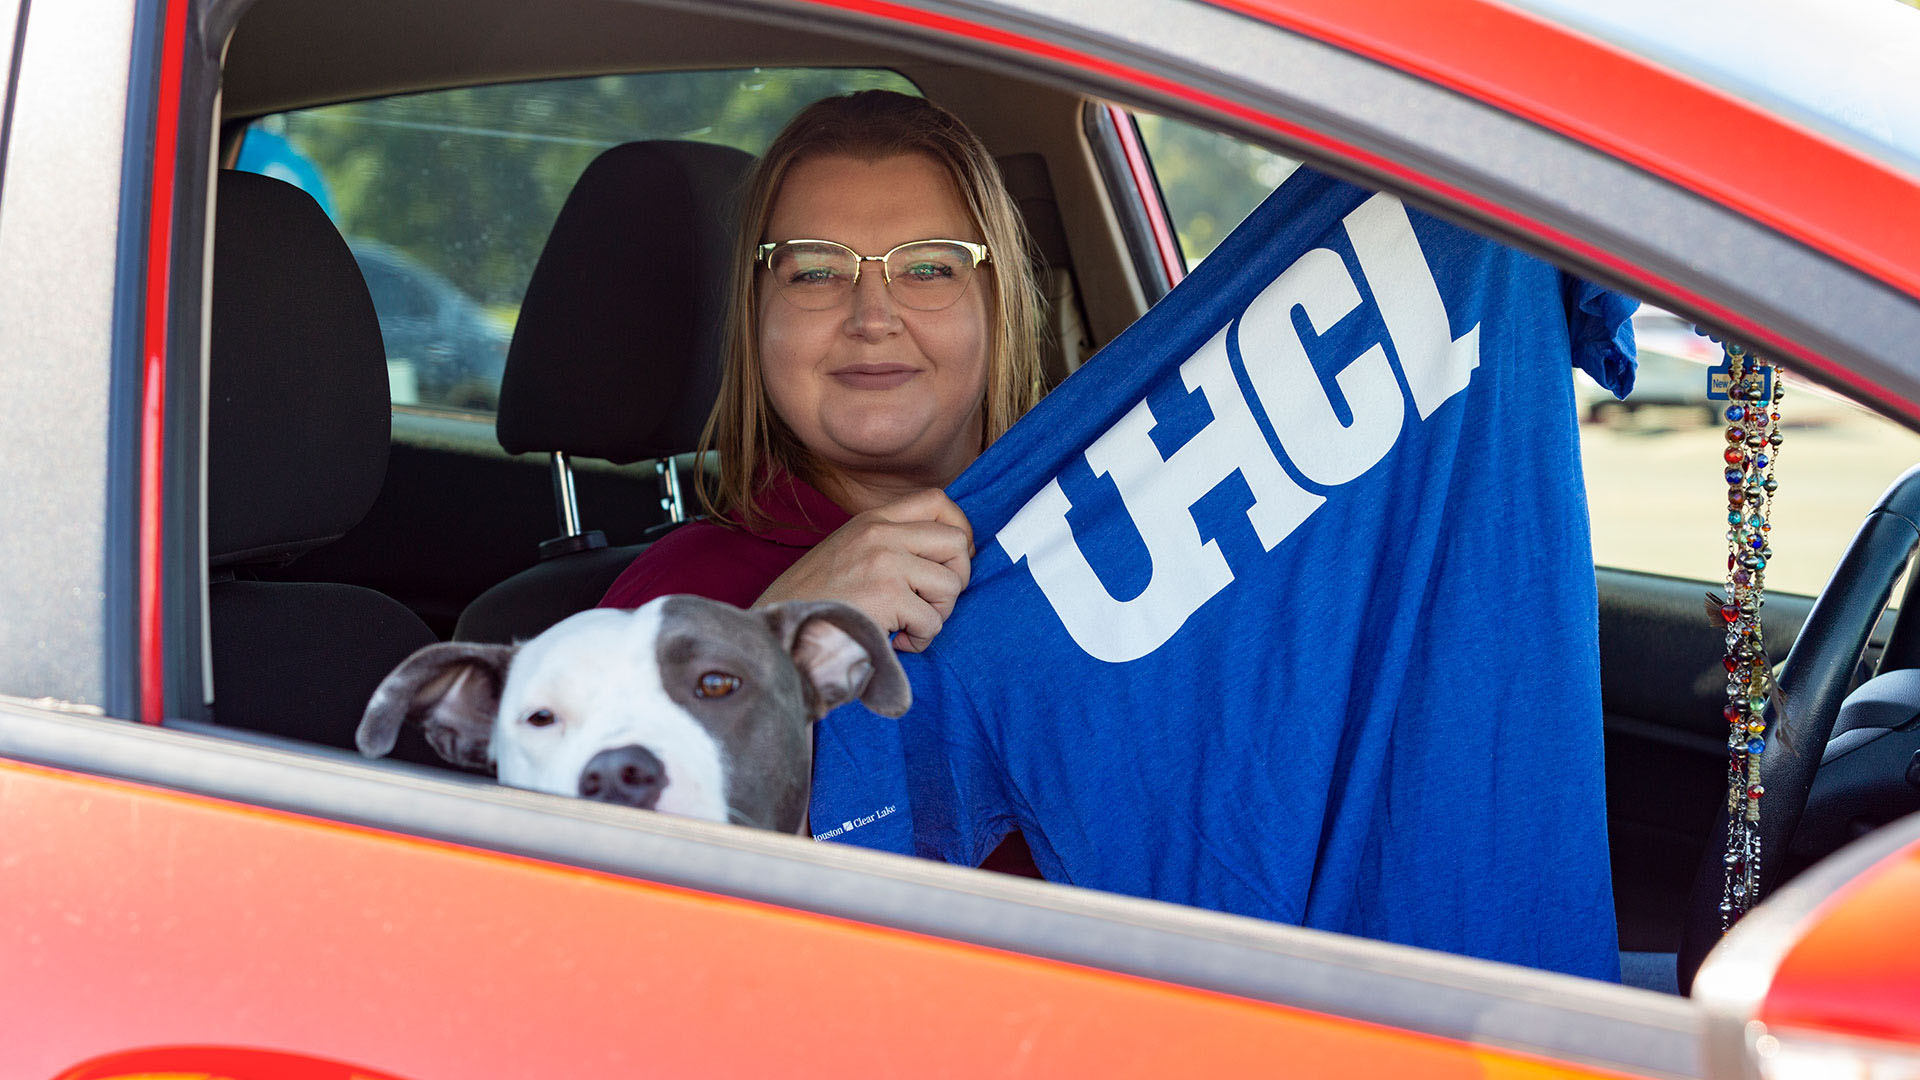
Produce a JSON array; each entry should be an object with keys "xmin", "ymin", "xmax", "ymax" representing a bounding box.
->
[{"xmin": 1580, "ymin": 306, "xmax": 1723, "ymax": 426}]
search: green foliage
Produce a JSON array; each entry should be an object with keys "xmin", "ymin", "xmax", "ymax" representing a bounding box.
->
[
  {"xmin": 254, "ymin": 81, "xmax": 1296, "ymax": 312},
  {"xmin": 257, "ymin": 69, "xmax": 917, "ymax": 315},
  {"xmin": 1134, "ymin": 112, "xmax": 1298, "ymax": 266},
  {"xmin": 249, "ymin": 79, "xmax": 1303, "ymax": 352}
]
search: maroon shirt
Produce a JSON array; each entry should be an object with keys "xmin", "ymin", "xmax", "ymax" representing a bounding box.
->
[{"xmin": 597, "ymin": 472, "xmax": 851, "ymax": 610}]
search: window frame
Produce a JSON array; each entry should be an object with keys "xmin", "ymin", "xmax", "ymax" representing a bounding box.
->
[{"xmin": 1082, "ymin": 100, "xmax": 1184, "ymax": 303}]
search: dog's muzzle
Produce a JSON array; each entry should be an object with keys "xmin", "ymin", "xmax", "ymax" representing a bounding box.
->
[{"xmin": 578, "ymin": 745, "xmax": 667, "ymax": 809}]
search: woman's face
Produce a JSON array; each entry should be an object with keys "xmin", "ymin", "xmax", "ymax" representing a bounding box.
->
[{"xmin": 757, "ymin": 152, "xmax": 991, "ymax": 493}]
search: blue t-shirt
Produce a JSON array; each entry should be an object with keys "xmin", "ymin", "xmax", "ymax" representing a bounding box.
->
[{"xmin": 811, "ymin": 168, "xmax": 1635, "ymax": 982}]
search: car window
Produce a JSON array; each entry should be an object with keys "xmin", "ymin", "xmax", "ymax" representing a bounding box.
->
[
  {"xmin": 235, "ymin": 68, "xmax": 918, "ymax": 417},
  {"xmin": 1578, "ymin": 329, "xmax": 1920, "ymax": 597},
  {"xmin": 1135, "ymin": 109, "xmax": 1920, "ymax": 598},
  {"xmin": 356, "ymin": 249, "xmax": 438, "ymax": 320},
  {"xmin": 1133, "ymin": 110, "xmax": 1300, "ymax": 265}
]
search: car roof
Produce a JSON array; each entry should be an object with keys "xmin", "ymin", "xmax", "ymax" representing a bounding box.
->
[{"xmin": 1503, "ymin": 0, "xmax": 1920, "ymax": 178}]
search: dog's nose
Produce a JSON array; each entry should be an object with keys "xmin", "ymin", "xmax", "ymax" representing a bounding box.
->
[{"xmin": 578, "ymin": 746, "xmax": 667, "ymax": 809}]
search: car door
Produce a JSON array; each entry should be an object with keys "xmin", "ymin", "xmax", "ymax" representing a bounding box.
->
[{"xmin": 7, "ymin": 0, "xmax": 1920, "ymax": 1073}]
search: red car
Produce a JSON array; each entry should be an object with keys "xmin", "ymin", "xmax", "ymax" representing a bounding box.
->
[{"xmin": 3, "ymin": 0, "xmax": 1918, "ymax": 1076}]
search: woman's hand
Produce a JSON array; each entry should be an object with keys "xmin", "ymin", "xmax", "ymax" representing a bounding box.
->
[{"xmin": 755, "ymin": 488, "xmax": 974, "ymax": 652}]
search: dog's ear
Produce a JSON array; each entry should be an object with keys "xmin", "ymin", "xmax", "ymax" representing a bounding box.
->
[
  {"xmin": 761, "ymin": 601, "xmax": 912, "ymax": 720},
  {"xmin": 357, "ymin": 641, "xmax": 517, "ymax": 768}
]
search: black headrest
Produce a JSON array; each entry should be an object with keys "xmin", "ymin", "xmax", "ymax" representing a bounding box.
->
[
  {"xmin": 209, "ymin": 169, "xmax": 390, "ymax": 567},
  {"xmin": 495, "ymin": 140, "xmax": 755, "ymax": 465},
  {"xmin": 996, "ymin": 153, "xmax": 1071, "ymax": 269}
]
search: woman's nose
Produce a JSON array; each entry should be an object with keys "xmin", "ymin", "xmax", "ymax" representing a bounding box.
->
[{"xmin": 844, "ymin": 265, "xmax": 903, "ymax": 338}]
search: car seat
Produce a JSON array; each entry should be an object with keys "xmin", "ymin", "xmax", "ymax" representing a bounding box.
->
[
  {"xmin": 205, "ymin": 169, "xmax": 442, "ymax": 764},
  {"xmin": 453, "ymin": 139, "xmax": 754, "ymax": 644},
  {"xmin": 995, "ymin": 152, "xmax": 1090, "ymax": 387}
]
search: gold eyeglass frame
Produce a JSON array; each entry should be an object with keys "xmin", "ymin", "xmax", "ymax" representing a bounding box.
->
[{"xmin": 754, "ymin": 238, "xmax": 993, "ymax": 286}]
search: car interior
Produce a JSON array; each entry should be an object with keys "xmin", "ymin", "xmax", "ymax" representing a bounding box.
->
[{"xmin": 185, "ymin": 0, "xmax": 1920, "ymax": 996}]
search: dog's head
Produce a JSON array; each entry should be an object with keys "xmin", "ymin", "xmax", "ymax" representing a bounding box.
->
[{"xmin": 355, "ymin": 596, "xmax": 910, "ymax": 833}]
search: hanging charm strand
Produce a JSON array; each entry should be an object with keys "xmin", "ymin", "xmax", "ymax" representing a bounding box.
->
[{"xmin": 1712, "ymin": 340, "xmax": 1784, "ymax": 930}]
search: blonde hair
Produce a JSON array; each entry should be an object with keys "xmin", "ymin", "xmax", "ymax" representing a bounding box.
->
[{"xmin": 697, "ymin": 90, "xmax": 1045, "ymax": 529}]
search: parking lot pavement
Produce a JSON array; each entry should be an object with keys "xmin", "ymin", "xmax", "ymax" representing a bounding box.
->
[{"xmin": 1582, "ymin": 397, "xmax": 1920, "ymax": 599}]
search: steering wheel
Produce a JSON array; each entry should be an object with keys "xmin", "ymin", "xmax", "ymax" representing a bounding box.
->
[{"xmin": 1676, "ymin": 461, "xmax": 1920, "ymax": 991}]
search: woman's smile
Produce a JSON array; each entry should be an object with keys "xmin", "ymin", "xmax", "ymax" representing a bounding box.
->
[{"xmin": 830, "ymin": 363, "xmax": 921, "ymax": 390}]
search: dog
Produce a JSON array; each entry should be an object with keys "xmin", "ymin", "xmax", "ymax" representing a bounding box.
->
[{"xmin": 355, "ymin": 595, "xmax": 910, "ymax": 834}]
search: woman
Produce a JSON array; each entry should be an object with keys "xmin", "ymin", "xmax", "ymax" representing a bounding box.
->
[{"xmin": 599, "ymin": 90, "xmax": 1046, "ymax": 648}]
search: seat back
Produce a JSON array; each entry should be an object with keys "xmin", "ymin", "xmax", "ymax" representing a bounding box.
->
[
  {"xmin": 206, "ymin": 170, "xmax": 441, "ymax": 762},
  {"xmin": 456, "ymin": 140, "xmax": 754, "ymax": 643},
  {"xmin": 494, "ymin": 139, "xmax": 753, "ymax": 465},
  {"xmin": 996, "ymin": 152, "xmax": 1091, "ymax": 387}
]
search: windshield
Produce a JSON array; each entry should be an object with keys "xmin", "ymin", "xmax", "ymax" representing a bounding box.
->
[{"xmin": 1505, "ymin": 0, "xmax": 1920, "ymax": 178}]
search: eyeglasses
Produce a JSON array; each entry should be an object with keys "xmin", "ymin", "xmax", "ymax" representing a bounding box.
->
[{"xmin": 755, "ymin": 238, "xmax": 991, "ymax": 311}]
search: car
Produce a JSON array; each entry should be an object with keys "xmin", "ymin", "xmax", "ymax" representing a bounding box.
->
[
  {"xmin": 1578, "ymin": 306, "xmax": 1724, "ymax": 426},
  {"xmin": 238, "ymin": 131, "xmax": 513, "ymax": 411},
  {"xmin": 3, "ymin": 0, "xmax": 1919, "ymax": 1076},
  {"xmin": 346, "ymin": 239, "xmax": 512, "ymax": 412}
]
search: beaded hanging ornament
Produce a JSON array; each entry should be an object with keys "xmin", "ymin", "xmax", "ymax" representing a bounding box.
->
[{"xmin": 1706, "ymin": 339, "xmax": 1785, "ymax": 929}]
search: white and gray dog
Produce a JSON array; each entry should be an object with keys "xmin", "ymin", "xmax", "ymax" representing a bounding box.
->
[{"xmin": 356, "ymin": 595, "xmax": 910, "ymax": 834}]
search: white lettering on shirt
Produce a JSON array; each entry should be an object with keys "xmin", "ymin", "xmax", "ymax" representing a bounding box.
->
[
  {"xmin": 1238, "ymin": 246, "xmax": 1403, "ymax": 487},
  {"xmin": 999, "ymin": 194, "xmax": 1483, "ymax": 663},
  {"xmin": 1345, "ymin": 194, "xmax": 1482, "ymax": 419},
  {"xmin": 998, "ymin": 326, "xmax": 1323, "ymax": 663}
]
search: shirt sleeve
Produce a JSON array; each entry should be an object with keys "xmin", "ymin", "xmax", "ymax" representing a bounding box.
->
[
  {"xmin": 811, "ymin": 650, "xmax": 1014, "ymax": 866},
  {"xmin": 1563, "ymin": 274, "xmax": 1638, "ymax": 398},
  {"xmin": 898, "ymin": 651, "xmax": 1015, "ymax": 866}
]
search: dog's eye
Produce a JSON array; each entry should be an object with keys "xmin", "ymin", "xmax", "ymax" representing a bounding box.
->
[
  {"xmin": 695, "ymin": 672, "xmax": 740, "ymax": 699},
  {"xmin": 524, "ymin": 708, "xmax": 557, "ymax": 728}
]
